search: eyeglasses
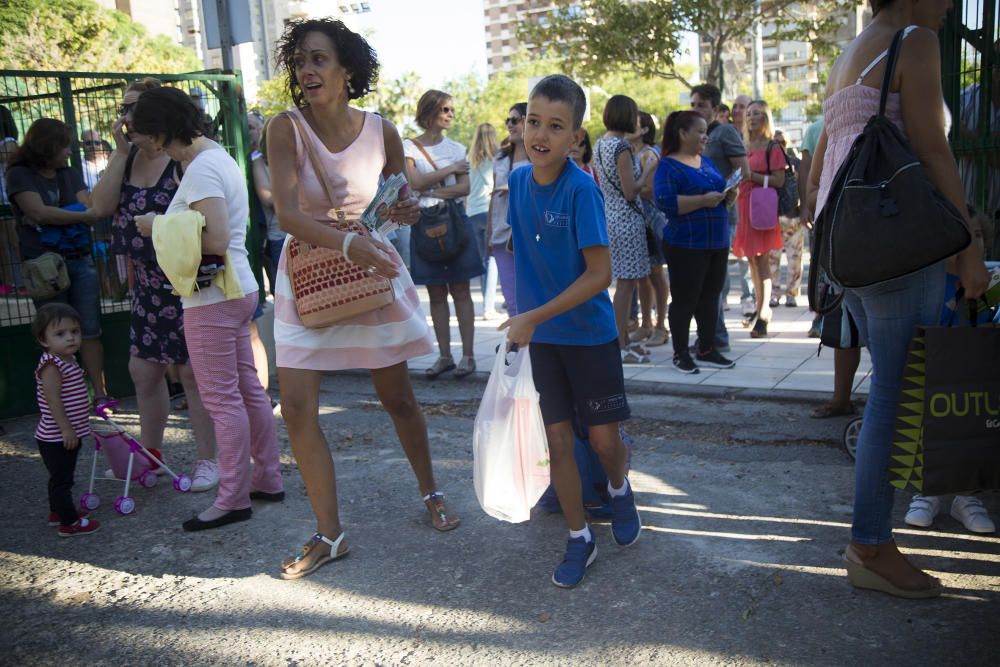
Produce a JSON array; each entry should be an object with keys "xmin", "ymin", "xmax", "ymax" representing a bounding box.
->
[
  {"xmin": 440, "ymin": 106, "xmax": 454, "ymax": 114},
  {"xmin": 82, "ymin": 140, "xmax": 102, "ymax": 146},
  {"xmin": 505, "ymin": 116, "xmax": 522, "ymax": 126},
  {"xmin": 118, "ymin": 102, "xmax": 135, "ymax": 116}
]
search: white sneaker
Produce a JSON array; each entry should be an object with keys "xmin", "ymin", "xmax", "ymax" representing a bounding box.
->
[
  {"xmin": 904, "ymin": 495, "xmax": 941, "ymax": 528},
  {"xmin": 950, "ymin": 496, "xmax": 996, "ymax": 534},
  {"xmin": 190, "ymin": 459, "xmax": 219, "ymax": 493}
]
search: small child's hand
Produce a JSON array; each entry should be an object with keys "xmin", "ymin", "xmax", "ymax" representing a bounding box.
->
[
  {"xmin": 61, "ymin": 430, "xmax": 79, "ymax": 450},
  {"xmin": 498, "ymin": 313, "xmax": 536, "ymax": 348}
]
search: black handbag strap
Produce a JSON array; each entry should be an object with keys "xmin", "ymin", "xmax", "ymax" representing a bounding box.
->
[{"xmin": 878, "ymin": 29, "xmax": 908, "ymax": 117}]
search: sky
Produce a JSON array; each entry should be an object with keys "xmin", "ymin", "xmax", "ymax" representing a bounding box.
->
[{"xmin": 350, "ymin": 0, "xmax": 489, "ymax": 88}]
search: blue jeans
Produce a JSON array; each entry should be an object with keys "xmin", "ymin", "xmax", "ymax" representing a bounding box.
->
[
  {"xmin": 35, "ymin": 255, "xmax": 102, "ymax": 338},
  {"xmin": 843, "ymin": 261, "xmax": 945, "ymax": 544}
]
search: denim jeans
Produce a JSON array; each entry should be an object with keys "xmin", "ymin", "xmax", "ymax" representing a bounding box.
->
[{"xmin": 843, "ymin": 261, "xmax": 945, "ymax": 544}]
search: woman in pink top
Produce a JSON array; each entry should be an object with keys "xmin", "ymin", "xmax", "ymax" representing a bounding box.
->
[
  {"xmin": 806, "ymin": 0, "xmax": 988, "ymax": 599},
  {"xmin": 267, "ymin": 18, "xmax": 460, "ymax": 580}
]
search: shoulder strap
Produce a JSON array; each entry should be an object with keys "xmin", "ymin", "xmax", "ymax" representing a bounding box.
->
[
  {"xmin": 878, "ymin": 28, "xmax": 912, "ymax": 117},
  {"xmin": 283, "ymin": 110, "xmax": 340, "ymax": 210},
  {"xmin": 410, "ymin": 138, "xmax": 440, "ymax": 171}
]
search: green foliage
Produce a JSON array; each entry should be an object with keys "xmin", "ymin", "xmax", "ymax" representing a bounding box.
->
[
  {"xmin": 520, "ymin": 0, "xmax": 861, "ymax": 88},
  {"xmin": 254, "ymin": 74, "xmax": 294, "ymax": 118},
  {"xmin": 0, "ymin": 0, "xmax": 201, "ymax": 73}
]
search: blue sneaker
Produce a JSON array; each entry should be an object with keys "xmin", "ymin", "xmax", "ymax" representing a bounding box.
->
[
  {"xmin": 611, "ymin": 482, "xmax": 642, "ymax": 546},
  {"xmin": 552, "ymin": 536, "xmax": 597, "ymax": 588}
]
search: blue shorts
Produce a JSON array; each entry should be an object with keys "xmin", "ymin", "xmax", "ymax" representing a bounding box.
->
[
  {"xmin": 529, "ymin": 338, "xmax": 630, "ymax": 427},
  {"xmin": 35, "ymin": 255, "xmax": 102, "ymax": 339}
]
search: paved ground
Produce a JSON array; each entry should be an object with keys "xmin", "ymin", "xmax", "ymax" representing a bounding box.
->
[{"xmin": 1, "ymin": 371, "xmax": 997, "ymax": 666}]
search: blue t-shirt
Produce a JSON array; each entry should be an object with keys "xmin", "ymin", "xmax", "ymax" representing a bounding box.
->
[
  {"xmin": 508, "ymin": 159, "xmax": 618, "ymax": 346},
  {"xmin": 654, "ymin": 155, "xmax": 730, "ymax": 250}
]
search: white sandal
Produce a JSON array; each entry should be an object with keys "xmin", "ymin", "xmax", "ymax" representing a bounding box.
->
[{"xmin": 279, "ymin": 531, "xmax": 349, "ymax": 580}]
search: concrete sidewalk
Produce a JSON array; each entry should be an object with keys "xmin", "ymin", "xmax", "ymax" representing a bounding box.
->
[{"xmin": 407, "ymin": 278, "xmax": 871, "ymax": 401}]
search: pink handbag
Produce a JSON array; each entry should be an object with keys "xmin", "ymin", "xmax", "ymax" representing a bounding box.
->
[{"xmin": 749, "ymin": 175, "xmax": 779, "ymax": 230}]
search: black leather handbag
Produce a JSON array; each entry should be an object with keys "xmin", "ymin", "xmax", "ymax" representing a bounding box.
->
[
  {"xmin": 808, "ymin": 28, "xmax": 971, "ymax": 314},
  {"xmin": 410, "ymin": 139, "xmax": 469, "ymax": 263}
]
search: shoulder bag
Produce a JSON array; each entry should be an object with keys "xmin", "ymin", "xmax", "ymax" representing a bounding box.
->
[
  {"xmin": 283, "ymin": 112, "xmax": 395, "ymax": 329},
  {"xmin": 410, "ymin": 139, "xmax": 469, "ymax": 263},
  {"xmin": 749, "ymin": 144, "xmax": 780, "ymax": 230},
  {"xmin": 808, "ymin": 28, "xmax": 971, "ymax": 314}
]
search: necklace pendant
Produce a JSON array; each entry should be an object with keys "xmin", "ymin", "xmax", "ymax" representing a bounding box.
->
[{"xmin": 535, "ymin": 233, "xmax": 540, "ymax": 242}]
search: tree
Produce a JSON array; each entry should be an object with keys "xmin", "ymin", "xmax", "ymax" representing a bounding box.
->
[
  {"xmin": 254, "ymin": 74, "xmax": 293, "ymax": 118},
  {"xmin": 0, "ymin": 0, "xmax": 201, "ymax": 73},
  {"xmin": 519, "ymin": 0, "xmax": 861, "ymax": 89}
]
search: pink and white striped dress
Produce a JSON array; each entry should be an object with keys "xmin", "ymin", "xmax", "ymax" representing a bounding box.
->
[{"xmin": 274, "ymin": 108, "xmax": 433, "ymax": 370}]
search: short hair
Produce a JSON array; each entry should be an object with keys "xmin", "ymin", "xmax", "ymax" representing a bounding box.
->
[
  {"xmin": 869, "ymin": 0, "xmax": 893, "ymax": 15},
  {"xmin": 690, "ymin": 83, "xmax": 722, "ymax": 109},
  {"xmin": 529, "ymin": 75, "xmax": 587, "ymax": 129},
  {"xmin": 8, "ymin": 118, "xmax": 71, "ymax": 171},
  {"xmin": 717, "ymin": 103, "xmax": 730, "ymax": 113},
  {"xmin": 637, "ymin": 110, "xmax": 656, "ymax": 147},
  {"xmin": 414, "ymin": 90, "xmax": 452, "ymax": 131},
  {"xmin": 661, "ymin": 110, "xmax": 704, "ymax": 156},
  {"xmin": 126, "ymin": 77, "xmax": 162, "ymax": 95},
  {"xmin": 131, "ymin": 87, "xmax": 210, "ymax": 146},
  {"xmin": 32, "ymin": 303, "xmax": 81, "ymax": 345},
  {"xmin": 275, "ymin": 17, "xmax": 379, "ymax": 107},
  {"xmin": 602, "ymin": 94, "xmax": 638, "ymax": 133}
]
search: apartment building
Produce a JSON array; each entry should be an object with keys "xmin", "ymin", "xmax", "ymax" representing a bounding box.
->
[{"xmin": 483, "ymin": 0, "xmax": 561, "ymax": 76}]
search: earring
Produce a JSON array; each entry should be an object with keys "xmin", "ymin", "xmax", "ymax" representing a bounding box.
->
[{"xmin": 347, "ymin": 80, "xmax": 355, "ymax": 95}]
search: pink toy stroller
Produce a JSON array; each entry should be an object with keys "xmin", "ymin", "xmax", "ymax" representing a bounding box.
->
[{"xmin": 79, "ymin": 400, "xmax": 192, "ymax": 515}]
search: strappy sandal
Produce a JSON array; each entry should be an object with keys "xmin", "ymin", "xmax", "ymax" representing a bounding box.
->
[
  {"xmin": 628, "ymin": 342, "xmax": 651, "ymax": 357},
  {"xmin": 453, "ymin": 356, "xmax": 476, "ymax": 378},
  {"xmin": 425, "ymin": 356, "xmax": 456, "ymax": 379},
  {"xmin": 279, "ymin": 531, "xmax": 349, "ymax": 580},
  {"xmin": 621, "ymin": 350, "xmax": 650, "ymax": 365},
  {"xmin": 423, "ymin": 492, "xmax": 461, "ymax": 532}
]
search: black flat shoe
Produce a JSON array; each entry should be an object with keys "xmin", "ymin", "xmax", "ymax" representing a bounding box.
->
[
  {"xmin": 182, "ymin": 507, "xmax": 252, "ymax": 532},
  {"xmin": 750, "ymin": 318, "xmax": 768, "ymax": 339},
  {"xmin": 742, "ymin": 311, "xmax": 758, "ymax": 328},
  {"xmin": 250, "ymin": 490, "xmax": 286, "ymax": 502}
]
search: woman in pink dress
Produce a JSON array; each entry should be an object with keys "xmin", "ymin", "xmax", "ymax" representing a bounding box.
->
[
  {"xmin": 733, "ymin": 100, "xmax": 786, "ymax": 338},
  {"xmin": 267, "ymin": 18, "xmax": 460, "ymax": 580}
]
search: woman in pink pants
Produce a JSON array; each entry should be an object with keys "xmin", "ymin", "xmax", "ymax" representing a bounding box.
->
[{"xmin": 132, "ymin": 86, "xmax": 284, "ymax": 531}]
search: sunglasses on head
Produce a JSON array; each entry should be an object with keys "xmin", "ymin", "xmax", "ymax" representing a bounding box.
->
[{"xmin": 505, "ymin": 116, "xmax": 522, "ymax": 126}]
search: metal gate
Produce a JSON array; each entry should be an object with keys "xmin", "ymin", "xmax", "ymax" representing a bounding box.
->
[
  {"xmin": 0, "ymin": 70, "xmax": 260, "ymax": 419},
  {"xmin": 942, "ymin": 0, "xmax": 999, "ymax": 259}
]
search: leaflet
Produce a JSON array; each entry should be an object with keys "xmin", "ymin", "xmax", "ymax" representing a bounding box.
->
[
  {"xmin": 723, "ymin": 168, "xmax": 743, "ymax": 193},
  {"xmin": 361, "ymin": 173, "xmax": 409, "ymax": 235}
]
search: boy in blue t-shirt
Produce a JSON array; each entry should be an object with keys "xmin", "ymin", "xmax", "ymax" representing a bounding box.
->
[{"xmin": 500, "ymin": 75, "xmax": 641, "ymax": 588}]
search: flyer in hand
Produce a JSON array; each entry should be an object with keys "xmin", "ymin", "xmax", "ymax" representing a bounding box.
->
[
  {"xmin": 723, "ymin": 168, "xmax": 743, "ymax": 193},
  {"xmin": 361, "ymin": 173, "xmax": 409, "ymax": 235}
]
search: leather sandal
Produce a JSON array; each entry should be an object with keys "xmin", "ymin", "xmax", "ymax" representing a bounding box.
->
[
  {"xmin": 425, "ymin": 356, "xmax": 456, "ymax": 379},
  {"xmin": 423, "ymin": 492, "xmax": 461, "ymax": 532},
  {"xmin": 279, "ymin": 531, "xmax": 349, "ymax": 580},
  {"xmin": 453, "ymin": 356, "xmax": 476, "ymax": 378}
]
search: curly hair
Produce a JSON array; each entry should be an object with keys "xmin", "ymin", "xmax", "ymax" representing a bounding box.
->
[
  {"xmin": 274, "ymin": 17, "xmax": 379, "ymax": 107},
  {"xmin": 130, "ymin": 87, "xmax": 210, "ymax": 147},
  {"xmin": 8, "ymin": 118, "xmax": 71, "ymax": 171}
]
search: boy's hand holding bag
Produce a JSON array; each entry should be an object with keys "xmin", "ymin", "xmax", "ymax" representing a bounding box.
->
[{"xmin": 473, "ymin": 342, "xmax": 550, "ymax": 523}]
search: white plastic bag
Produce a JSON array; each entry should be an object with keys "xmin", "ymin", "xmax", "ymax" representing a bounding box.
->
[{"xmin": 473, "ymin": 343, "xmax": 550, "ymax": 523}]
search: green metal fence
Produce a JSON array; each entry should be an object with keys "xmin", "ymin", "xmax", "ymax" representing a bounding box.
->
[
  {"xmin": 942, "ymin": 0, "xmax": 999, "ymax": 259},
  {"xmin": 0, "ymin": 69, "xmax": 261, "ymax": 419}
]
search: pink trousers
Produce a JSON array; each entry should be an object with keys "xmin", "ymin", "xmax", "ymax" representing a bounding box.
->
[{"xmin": 184, "ymin": 292, "xmax": 283, "ymax": 510}]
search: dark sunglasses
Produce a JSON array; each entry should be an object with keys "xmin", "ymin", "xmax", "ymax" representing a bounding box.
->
[
  {"xmin": 118, "ymin": 102, "xmax": 135, "ymax": 116},
  {"xmin": 505, "ymin": 116, "xmax": 522, "ymax": 126},
  {"xmin": 440, "ymin": 106, "xmax": 454, "ymax": 113}
]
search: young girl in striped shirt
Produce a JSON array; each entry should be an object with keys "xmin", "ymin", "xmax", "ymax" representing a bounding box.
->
[{"xmin": 33, "ymin": 303, "xmax": 100, "ymax": 536}]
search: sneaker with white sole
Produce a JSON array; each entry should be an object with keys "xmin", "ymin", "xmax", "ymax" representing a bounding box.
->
[
  {"xmin": 190, "ymin": 459, "xmax": 219, "ymax": 493},
  {"xmin": 950, "ymin": 496, "xmax": 996, "ymax": 533},
  {"xmin": 58, "ymin": 517, "xmax": 100, "ymax": 537},
  {"xmin": 904, "ymin": 494, "xmax": 941, "ymax": 528},
  {"xmin": 695, "ymin": 348, "xmax": 736, "ymax": 369},
  {"xmin": 552, "ymin": 535, "xmax": 597, "ymax": 588},
  {"xmin": 672, "ymin": 351, "xmax": 699, "ymax": 374}
]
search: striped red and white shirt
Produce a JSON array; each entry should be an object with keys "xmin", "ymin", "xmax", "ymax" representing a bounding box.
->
[{"xmin": 35, "ymin": 352, "xmax": 91, "ymax": 442}]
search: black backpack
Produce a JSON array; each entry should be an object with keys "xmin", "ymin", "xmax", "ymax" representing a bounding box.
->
[{"xmin": 767, "ymin": 140, "xmax": 798, "ymax": 217}]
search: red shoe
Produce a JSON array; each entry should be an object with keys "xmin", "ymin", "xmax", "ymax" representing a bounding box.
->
[
  {"xmin": 58, "ymin": 518, "xmax": 101, "ymax": 537},
  {"xmin": 47, "ymin": 510, "xmax": 89, "ymax": 526}
]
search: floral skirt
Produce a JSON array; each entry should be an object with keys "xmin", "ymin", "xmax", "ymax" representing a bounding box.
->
[{"xmin": 129, "ymin": 258, "xmax": 189, "ymax": 365}]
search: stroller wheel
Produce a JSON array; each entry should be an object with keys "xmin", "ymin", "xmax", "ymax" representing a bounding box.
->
[
  {"xmin": 115, "ymin": 496, "xmax": 136, "ymax": 515},
  {"xmin": 80, "ymin": 492, "xmax": 100, "ymax": 511},
  {"xmin": 843, "ymin": 416, "xmax": 863, "ymax": 461},
  {"xmin": 139, "ymin": 470, "xmax": 159, "ymax": 489},
  {"xmin": 174, "ymin": 474, "xmax": 193, "ymax": 493}
]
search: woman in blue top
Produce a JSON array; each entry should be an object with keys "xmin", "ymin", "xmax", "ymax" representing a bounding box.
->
[{"xmin": 654, "ymin": 111, "xmax": 736, "ymax": 374}]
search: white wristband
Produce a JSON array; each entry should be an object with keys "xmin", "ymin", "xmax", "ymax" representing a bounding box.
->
[{"xmin": 342, "ymin": 232, "xmax": 357, "ymax": 262}]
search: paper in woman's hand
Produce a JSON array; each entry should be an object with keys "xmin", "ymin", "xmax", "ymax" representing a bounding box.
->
[
  {"xmin": 723, "ymin": 168, "xmax": 743, "ymax": 193},
  {"xmin": 361, "ymin": 173, "xmax": 409, "ymax": 235}
]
